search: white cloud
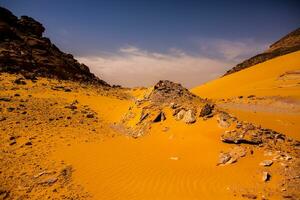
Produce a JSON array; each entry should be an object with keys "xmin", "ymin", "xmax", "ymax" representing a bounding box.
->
[{"xmin": 77, "ymin": 39, "xmax": 267, "ymax": 88}]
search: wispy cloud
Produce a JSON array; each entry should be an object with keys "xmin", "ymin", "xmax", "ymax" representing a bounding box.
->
[{"xmin": 77, "ymin": 39, "xmax": 267, "ymax": 88}]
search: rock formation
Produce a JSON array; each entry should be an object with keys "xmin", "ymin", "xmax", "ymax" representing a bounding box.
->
[
  {"xmin": 0, "ymin": 7, "xmax": 109, "ymax": 86},
  {"xmin": 224, "ymin": 27, "xmax": 300, "ymax": 76}
]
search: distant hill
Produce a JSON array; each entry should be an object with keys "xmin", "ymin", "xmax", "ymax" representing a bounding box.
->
[
  {"xmin": 224, "ymin": 27, "xmax": 300, "ymax": 76},
  {"xmin": 0, "ymin": 7, "xmax": 109, "ymax": 86}
]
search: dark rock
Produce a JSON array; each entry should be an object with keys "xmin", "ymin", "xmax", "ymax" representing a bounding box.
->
[
  {"xmin": 7, "ymin": 107, "xmax": 15, "ymax": 112},
  {"xmin": 25, "ymin": 141, "xmax": 32, "ymax": 146},
  {"xmin": 153, "ymin": 111, "xmax": 166, "ymax": 122},
  {"xmin": 199, "ymin": 103, "xmax": 214, "ymax": 117},
  {"xmin": 242, "ymin": 193, "xmax": 257, "ymax": 199},
  {"xmin": 262, "ymin": 171, "xmax": 271, "ymax": 182},
  {"xmin": 86, "ymin": 114, "xmax": 94, "ymax": 118},
  {"xmin": 0, "ymin": 97, "xmax": 11, "ymax": 102},
  {"xmin": 13, "ymin": 78, "xmax": 26, "ymax": 85}
]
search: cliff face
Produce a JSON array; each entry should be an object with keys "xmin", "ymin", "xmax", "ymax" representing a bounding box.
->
[
  {"xmin": 0, "ymin": 7, "xmax": 109, "ymax": 86},
  {"xmin": 224, "ymin": 28, "xmax": 300, "ymax": 76}
]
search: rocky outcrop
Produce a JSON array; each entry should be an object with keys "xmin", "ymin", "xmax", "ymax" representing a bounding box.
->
[
  {"xmin": 149, "ymin": 80, "xmax": 197, "ymax": 104},
  {"xmin": 0, "ymin": 7, "xmax": 109, "ymax": 86},
  {"xmin": 224, "ymin": 27, "xmax": 300, "ymax": 76}
]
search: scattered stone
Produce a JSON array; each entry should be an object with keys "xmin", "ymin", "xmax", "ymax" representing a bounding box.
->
[
  {"xmin": 153, "ymin": 111, "xmax": 166, "ymax": 122},
  {"xmin": 247, "ymin": 95, "xmax": 256, "ymax": 98},
  {"xmin": 7, "ymin": 107, "xmax": 15, "ymax": 112},
  {"xmin": 217, "ymin": 146, "xmax": 246, "ymax": 165},
  {"xmin": 139, "ymin": 112, "xmax": 149, "ymax": 122},
  {"xmin": 221, "ymin": 130, "xmax": 262, "ymax": 145},
  {"xmin": 65, "ymin": 105, "xmax": 77, "ymax": 110},
  {"xmin": 25, "ymin": 141, "xmax": 32, "ymax": 146},
  {"xmin": 0, "ymin": 117, "xmax": 7, "ymax": 122},
  {"xmin": 262, "ymin": 171, "xmax": 271, "ymax": 182},
  {"xmin": 14, "ymin": 93, "xmax": 20, "ymax": 97},
  {"xmin": 0, "ymin": 97, "xmax": 11, "ymax": 102},
  {"xmin": 13, "ymin": 78, "xmax": 26, "ymax": 85},
  {"xmin": 260, "ymin": 160, "xmax": 273, "ymax": 167},
  {"xmin": 86, "ymin": 114, "xmax": 94, "ymax": 118},
  {"xmin": 242, "ymin": 193, "xmax": 257, "ymax": 199},
  {"xmin": 217, "ymin": 152, "xmax": 232, "ymax": 165},
  {"xmin": 199, "ymin": 103, "xmax": 214, "ymax": 117},
  {"xmin": 64, "ymin": 88, "xmax": 72, "ymax": 92},
  {"xmin": 9, "ymin": 140, "xmax": 16, "ymax": 146},
  {"xmin": 217, "ymin": 112, "xmax": 231, "ymax": 128}
]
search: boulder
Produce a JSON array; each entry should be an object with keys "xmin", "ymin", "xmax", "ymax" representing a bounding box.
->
[
  {"xmin": 182, "ymin": 109, "xmax": 196, "ymax": 124},
  {"xmin": 221, "ymin": 130, "xmax": 262, "ymax": 145},
  {"xmin": 199, "ymin": 103, "xmax": 214, "ymax": 117}
]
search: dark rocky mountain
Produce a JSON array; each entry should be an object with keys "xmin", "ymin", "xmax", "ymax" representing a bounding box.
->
[
  {"xmin": 0, "ymin": 7, "xmax": 109, "ymax": 86},
  {"xmin": 224, "ymin": 27, "xmax": 300, "ymax": 76}
]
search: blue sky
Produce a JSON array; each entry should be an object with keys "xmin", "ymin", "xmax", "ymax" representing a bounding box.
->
[{"xmin": 2, "ymin": 0, "xmax": 300, "ymax": 87}]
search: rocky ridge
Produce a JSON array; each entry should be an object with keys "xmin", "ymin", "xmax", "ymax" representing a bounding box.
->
[
  {"xmin": 224, "ymin": 27, "xmax": 300, "ymax": 76},
  {"xmin": 0, "ymin": 7, "xmax": 109, "ymax": 86}
]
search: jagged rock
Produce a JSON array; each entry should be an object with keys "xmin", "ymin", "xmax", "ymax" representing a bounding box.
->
[
  {"xmin": 260, "ymin": 160, "xmax": 273, "ymax": 167},
  {"xmin": 217, "ymin": 146, "xmax": 246, "ymax": 166},
  {"xmin": 0, "ymin": 7, "xmax": 109, "ymax": 86},
  {"xmin": 182, "ymin": 109, "xmax": 196, "ymax": 124},
  {"xmin": 153, "ymin": 111, "xmax": 166, "ymax": 122},
  {"xmin": 149, "ymin": 80, "xmax": 196, "ymax": 103},
  {"xmin": 199, "ymin": 103, "xmax": 214, "ymax": 117},
  {"xmin": 139, "ymin": 112, "xmax": 149, "ymax": 122},
  {"xmin": 224, "ymin": 27, "xmax": 300, "ymax": 76},
  {"xmin": 221, "ymin": 130, "xmax": 262, "ymax": 145},
  {"xmin": 262, "ymin": 171, "xmax": 271, "ymax": 182},
  {"xmin": 86, "ymin": 114, "xmax": 94, "ymax": 118},
  {"xmin": 217, "ymin": 152, "xmax": 232, "ymax": 165}
]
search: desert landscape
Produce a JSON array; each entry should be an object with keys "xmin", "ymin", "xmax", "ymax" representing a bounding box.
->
[{"xmin": 1, "ymin": 3, "xmax": 300, "ymax": 200}]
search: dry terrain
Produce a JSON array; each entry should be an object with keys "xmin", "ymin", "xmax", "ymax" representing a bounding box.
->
[{"xmin": 1, "ymin": 50, "xmax": 300, "ymax": 200}]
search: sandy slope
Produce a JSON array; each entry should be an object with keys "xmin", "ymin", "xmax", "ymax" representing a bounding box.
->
[
  {"xmin": 192, "ymin": 51, "xmax": 300, "ymax": 140},
  {"xmin": 192, "ymin": 51, "xmax": 300, "ymax": 99}
]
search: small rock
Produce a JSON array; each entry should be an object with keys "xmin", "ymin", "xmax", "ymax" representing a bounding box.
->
[
  {"xmin": 13, "ymin": 78, "xmax": 26, "ymax": 85},
  {"xmin": 242, "ymin": 193, "xmax": 257, "ymax": 199},
  {"xmin": 262, "ymin": 171, "xmax": 271, "ymax": 182},
  {"xmin": 182, "ymin": 109, "xmax": 196, "ymax": 124},
  {"xmin": 7, "ymin": 107, "xmax": 15, "ymax": 112},
  {"xmin": 25, "ymin": 141, "xmax": 32, "ymax": 146},
  {"xmin": 259, "ymin": 160, "xmax": 273, "ymax": 167},
  {"xmin": 153, "ymin": 111, "xmax": 166, "ymax": 122},
  {"xmin": 0, "ymin": 97, "xmax": 11, "ymax": 102},
  {"xmin": 217, "ymin": 152, "xmax": 232, "ymax": 165},
  {"xmin": 199, "ymin": 103, "xmax": 214, "ymax": 117},
  {"xmin": 86, "ymin": 114, "xmax": 94, "ymax": 118}
]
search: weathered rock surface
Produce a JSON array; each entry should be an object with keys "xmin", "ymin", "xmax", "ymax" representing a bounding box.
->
[
  {"xmin": 199, "ymin": 103, "xmax": 214, "ymax": 118},
  {"xmin": 0, "ymin": 7, "xmax": 109, "ymax": 86},
  {"xmin": 149, "ymin": 80, "xmax": 197, "ymax": 104},
  {"xmin": 224, "ymin": 27, "xmax": 300, "ymax": 76}
]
